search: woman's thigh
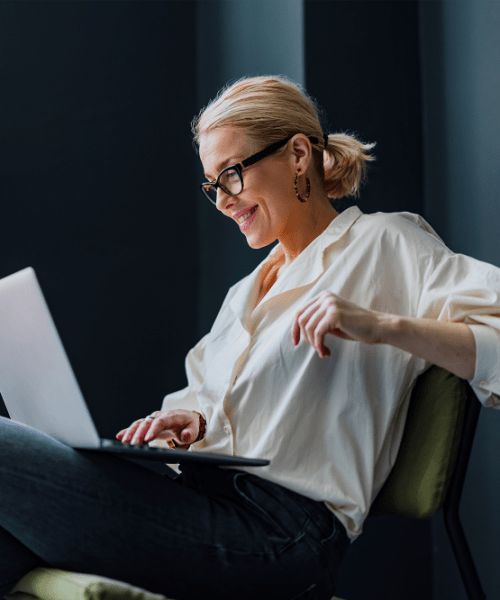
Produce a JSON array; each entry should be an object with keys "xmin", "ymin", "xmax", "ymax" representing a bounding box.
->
[{"xmin": 0, "ymin": 417, "xmax": 347, "ymax": 600}]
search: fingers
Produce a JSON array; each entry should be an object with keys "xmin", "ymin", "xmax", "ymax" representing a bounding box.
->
[
  {"xmin": 314, "ymin": 313, "xmax": 335, "ymax": 357},
  {"xmin": 292, "ymin": 291, "xmax": 381, "ymax": 351},
  {"xmin": 143, "ymin": 415, "xmax": 171, "ymax": 444},
  {"xmin": 116, "ymin": 417, "xmax": 154, "ymax": 444},
  {"xmin": 116, "ymin": 410, "xmax": 200, "ymax": 446},
  {"xmin": 291, "ymin": 297, "xmax": 319, "ymax": 346},
  {"xmin": 292, "ymin": 293, "xmax": 337, "ymax": 357},
  {"xmin": 131, "ymin": 417, "xmax": 158, "ymax": 445},
  {"xmin": 145, "ymin": 412, "xmax": 198, "ymax": 445},
  {"xmin": 303, "ymin": 306, "xmax": 335, "ymax": 357},
  {"xmin": 115, "ymin": 419, "xmax": 140, "ymax": 442}
]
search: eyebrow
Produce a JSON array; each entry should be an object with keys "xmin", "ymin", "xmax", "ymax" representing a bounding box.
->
[{"xmin": 204, "ymin": 157, "xmax": 239, "ymax": 181}]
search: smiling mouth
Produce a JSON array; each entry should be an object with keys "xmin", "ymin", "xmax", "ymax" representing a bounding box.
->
[{"xmin": 237, "ymin": 206, "xmax": 258, "ymax": 224}]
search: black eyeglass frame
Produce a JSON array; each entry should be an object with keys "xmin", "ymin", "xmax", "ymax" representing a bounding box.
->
[{"xmin": 200, "ymin": 135, "xmax": 321, "ymax": 205}]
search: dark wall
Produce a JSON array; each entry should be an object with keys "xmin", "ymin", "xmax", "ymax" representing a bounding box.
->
[
  {"xmin": 420, "ymin": 3, "xmax": 500, "ymax": 598},
  {"xmin": 306, "ymin": 0, "xmax": 424, "ymax": 217},
  {"xmin": 0, "ymin": 2, "xmax": 199, "ymax": 440},
  {"xmin": 305, "ymin": 3, "xmax": 432, "ymax": 599},
  {"xmin": 194, "ymin": 0, "xmax": 304, "ymax": 335}
]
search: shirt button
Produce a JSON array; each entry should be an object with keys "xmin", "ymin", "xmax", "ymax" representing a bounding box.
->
[
  {"xmin": 480, "ymin": 380, "xmax": 488, "ymax": 387},
  {"xmin": 224, "ymin": 425, "xmax": 231, "ymax": 434}
]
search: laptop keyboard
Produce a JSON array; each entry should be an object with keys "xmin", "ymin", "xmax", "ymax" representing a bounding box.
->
[{"xmin": 101, "ymin": 439, "xmax": 165, "ymax": 452}]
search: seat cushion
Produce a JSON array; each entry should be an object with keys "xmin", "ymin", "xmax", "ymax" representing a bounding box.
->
[
  {"xmin": 5, "ymin": 568, "xmax": 169, "ymax": 600},
  {"xmin": 6, "ymin": 568, "xmax": 347, "ymax": 600},
  {"xmin": 369, "ymin": 366, "xmax": 466, "ymax": 518}
]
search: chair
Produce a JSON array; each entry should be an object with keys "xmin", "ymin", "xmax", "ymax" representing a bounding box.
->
[
  {"xmin": 369, "ymin": 365, "xmax": 486, "ymax": 600},
  {"xmin": 7, "ymin": 366, "xmax": 483, "ymax": 600}
]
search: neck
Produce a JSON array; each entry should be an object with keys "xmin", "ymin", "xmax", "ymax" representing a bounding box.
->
[{"xmin": 278, "ymin": 194, "xmax": 338, "ymax": 267}]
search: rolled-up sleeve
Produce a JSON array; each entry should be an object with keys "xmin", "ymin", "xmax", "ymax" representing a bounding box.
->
[
  {"xmin": 468, "ymin": 323, "xmax": 500, "ymax": 407},
  {"xmin": 417, "ymin": 235, "xmax": 500, "ymax": 408}
]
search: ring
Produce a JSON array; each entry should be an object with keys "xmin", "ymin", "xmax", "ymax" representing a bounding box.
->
[{"xmin": 145, "ymin": 415, "xmax": 155, "ymax": 420}]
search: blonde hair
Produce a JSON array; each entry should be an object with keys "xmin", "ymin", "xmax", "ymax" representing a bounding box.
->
[{"xmin": 191, "ymin": 75, "xmax": 375, "ymax": 199}]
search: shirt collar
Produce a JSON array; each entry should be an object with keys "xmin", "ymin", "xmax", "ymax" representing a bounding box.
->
[{"xmin": 229, "ymin": 205, "xmax": 363, "ymax": 329}]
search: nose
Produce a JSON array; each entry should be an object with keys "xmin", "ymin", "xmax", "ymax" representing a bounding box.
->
[{"xmin": 216, "ymin": 187, "xmax": 235, "ymax": 212}]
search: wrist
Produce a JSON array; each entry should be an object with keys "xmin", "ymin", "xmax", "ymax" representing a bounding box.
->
[{"xmin": 376, "ymin": 313, "xmax": 405, "ymax": 345}]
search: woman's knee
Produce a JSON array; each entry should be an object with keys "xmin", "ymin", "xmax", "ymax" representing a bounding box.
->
[{"xmin": 0, "ymin": 416, "xmax": 74, "ymax": 482}]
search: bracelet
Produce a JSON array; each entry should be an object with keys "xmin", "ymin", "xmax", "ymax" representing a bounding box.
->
[{"xmin": 193, "ymin": 411, "xmax": 207, "ymax": 442}]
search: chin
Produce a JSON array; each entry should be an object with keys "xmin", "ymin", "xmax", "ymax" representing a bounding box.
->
[
  {"xmin": 245, "ymin": 235, "xmax": 275, "ymax": 250},
  {"xmin": 246, "ymin": 239, "xmax": 264, "ymax": 250}
]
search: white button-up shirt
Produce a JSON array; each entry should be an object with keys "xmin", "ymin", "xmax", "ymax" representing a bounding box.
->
[{"xmin": 161, "ymin": 206, "xmax": 500, "ymax": 540}]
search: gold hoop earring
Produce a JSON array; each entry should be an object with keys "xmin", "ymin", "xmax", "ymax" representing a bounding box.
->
[{"xmin": 294, "ymin": 172, "xmax": 310, "ymax": 202}]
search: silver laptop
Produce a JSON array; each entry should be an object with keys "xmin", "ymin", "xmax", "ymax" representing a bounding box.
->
[{"xmin": 0, "ymin": 267, "xmax": 268, "ymax": 468}]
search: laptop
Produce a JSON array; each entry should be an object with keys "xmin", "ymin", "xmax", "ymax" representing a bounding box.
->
[{"xmin": 0, "ymin": 267, "xmax": 269, "ymax": 468}]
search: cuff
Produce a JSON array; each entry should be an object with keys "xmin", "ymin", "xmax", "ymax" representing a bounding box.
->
[{"xmin": 468, "ymin": 324, "xmax": 500, "ymax": 408}]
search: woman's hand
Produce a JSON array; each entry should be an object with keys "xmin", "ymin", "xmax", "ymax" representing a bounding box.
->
[
  {"xmin": 291, "ymin": 291, "xmax": 386, "ymax": 357},
  {"xmin": 291, "ymin": 290, "xmax": 476, "ymax": 379},
  {"xmin": 116, "ymin": 409, "xmax": 200, "ymax": 448}
]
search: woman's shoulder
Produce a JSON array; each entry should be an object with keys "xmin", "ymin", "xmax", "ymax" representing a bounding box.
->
[{"xmin": 353, "ymin": 209, "xmax": 446, "ymax": 247}]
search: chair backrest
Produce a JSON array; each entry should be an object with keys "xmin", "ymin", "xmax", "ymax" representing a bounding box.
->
[{"xmin": 369, "ymin": 365, "xmax": 467, "ymax": 519}]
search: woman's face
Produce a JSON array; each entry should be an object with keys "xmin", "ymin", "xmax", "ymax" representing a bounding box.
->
[{"xmin": 199, "ymin": 127, "xmax": 302, "ymax": 250}]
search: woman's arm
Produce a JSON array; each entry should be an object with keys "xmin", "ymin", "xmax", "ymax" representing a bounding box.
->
[
  {"xmin": 378, "ymin": 315, "xmax": 475, "ymax": 380},
  {"xmin": 291, "ymin": 291, "xmax": 476, "ymax": 380}
]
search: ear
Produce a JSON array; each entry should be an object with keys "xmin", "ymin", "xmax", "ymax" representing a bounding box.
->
[{"xmin": 289, "ymin": 134, "xmax": 313, "ymax": 174}]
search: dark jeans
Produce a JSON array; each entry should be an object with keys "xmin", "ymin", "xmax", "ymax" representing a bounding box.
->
[{"xmin": 0, "ymin": 417, "xmax": 350, "ymax": 600}]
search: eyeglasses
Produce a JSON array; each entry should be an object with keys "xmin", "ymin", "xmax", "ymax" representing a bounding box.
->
[{"xmin": 200, "ymin": 135, "xmax": 321, "ymax": 205}]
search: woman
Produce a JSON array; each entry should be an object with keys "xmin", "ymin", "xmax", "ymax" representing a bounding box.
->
[{"xmin": 1, "ymin": 75, "xmax": 499, "ymax": 600}]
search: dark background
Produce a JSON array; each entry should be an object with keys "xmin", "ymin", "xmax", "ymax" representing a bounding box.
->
[
  {"xmin": 0, "ymin": 2, "xmax": 199, "ymax": 440},
  {"xmin": 0, "ymin": 2, "xmax": 498, "ymax": 599}
]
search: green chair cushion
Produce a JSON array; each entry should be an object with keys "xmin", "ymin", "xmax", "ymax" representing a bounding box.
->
[
  {"xmin": 5, "ymin": 568, "xmax": 169, "ymax": 600},
  {"xmin": 6, "ymin": 568, "xmax": 347, "ymax": 600},
  {"xmin": 369, "ymin": 365, "xmax": 466, "ymax": 518}
]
